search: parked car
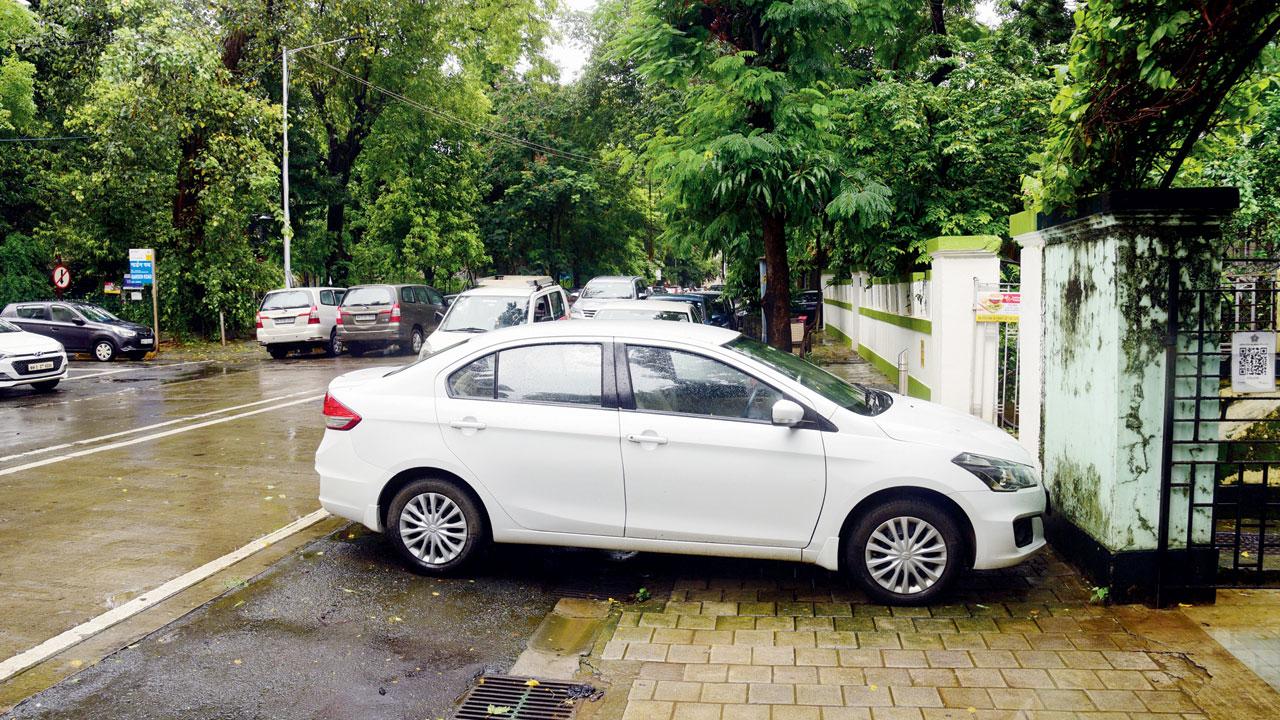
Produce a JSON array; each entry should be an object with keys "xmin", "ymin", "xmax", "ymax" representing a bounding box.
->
[
  {"xmin": 337, "ymin": 284, "xmax": 447, "ymax": 357},
  {"xmin": 589, "ymin": 300, "xmax": 697, "ymax": 322},
  {"xmin": 649, "ymin": 293, "xmax": 711, "ymax": 325},
  {"xmin": 256, "ymin": 287, "xmax": 346, "ymax": 359},
  {"xmin": 793, "ymin": 290, "xmax": 822, "ymax": 327},
  {"xmin": 1, "ymin": 300, "xmax": 154, "ymax": 361},
  {"xmin": 689, "ymin": 291, "xmax": 738, "ymax": 329},
  {"xmin": 0, "ymin": 318, "xmax": 68, "ymax": 392},
  {"xmin": 420, "ymin": 280, "xmax": 569, "ymax": 357},
  {"xmin": 316, "ymin": 321, "xmax": 1045, "ymax": 605},
  {"xmin": 569, "ymin": 275, "xmax": 649, "ymax": 318}
]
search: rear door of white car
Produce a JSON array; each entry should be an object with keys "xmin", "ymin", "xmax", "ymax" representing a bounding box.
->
[
  {"xmin": 435, "ymin": 340, "xmax": 625, "ymax": 536},
  {"xmin": 616, "ymin": 342, "xmax": 827, "ymax": 548}
]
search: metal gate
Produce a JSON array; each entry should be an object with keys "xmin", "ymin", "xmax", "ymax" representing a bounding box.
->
[{"xmin": 1158, "ymin": 254, "xmax": 1280, "ymax": 598}]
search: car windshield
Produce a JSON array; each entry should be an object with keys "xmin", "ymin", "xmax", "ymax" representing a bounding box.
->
[
  {"xmin": 725, "ymin": 336, "xmax": 884, "ymax": 416},
  {"xmin": 0, "ymin": 318, "xmax": 19, "ymax": 333},
  {"xmin": 440, "ymin": 295, "xmax": 528, "ymax": 332},
  {"xmin": 261, "ymin": 290, "xmax": 312, "ymax": 310},
  {"xmin": 594, "ymin": 308, "xmax": 689, "ymax": 321},
  {"xmin": 74, "ymin": 304, "xmax": 118, "ymax": 322},
  {"xmin": 343, "ymin": 287, "xmax": 393, "ymax": 306},
  {"xmin": 579, "ymin": 280, "xmax": 634, "ymax": 299}
]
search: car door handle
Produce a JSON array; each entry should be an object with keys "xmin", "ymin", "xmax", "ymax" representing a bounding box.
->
[
  {"xmin": 449, "ymin": 419, "xmax": 487, "ymax": 430},
  {"xmin": 626, "ymin": 433, "xmax": 668, "ymax": 445}
]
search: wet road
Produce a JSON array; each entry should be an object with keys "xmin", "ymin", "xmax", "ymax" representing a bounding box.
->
[{"xmin": 0, "ymin": 351, "xmax": 398, "ymax": 660}]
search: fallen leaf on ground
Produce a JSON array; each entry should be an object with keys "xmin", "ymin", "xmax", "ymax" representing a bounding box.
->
[{"xmin": 525, "ymin": 679, "xmax": 540, "ymax": 687}]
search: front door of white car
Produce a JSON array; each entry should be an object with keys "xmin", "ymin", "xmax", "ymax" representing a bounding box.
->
[
  {"xmin": 617, "ymin": 344, "xmax": 827, "ymax": 548},
  {"xmin": 434, "ymin": 341, "xmax": 626, "ymax": 536}
]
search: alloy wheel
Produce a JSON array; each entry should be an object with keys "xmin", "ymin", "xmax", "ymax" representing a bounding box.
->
[
  {"xmin": 399, "ymin": 492, "xmax": 468, "ymax": 565},
  {"xmin": 864, "ymin": 516, "xmax": 948, "ymax": 595}
]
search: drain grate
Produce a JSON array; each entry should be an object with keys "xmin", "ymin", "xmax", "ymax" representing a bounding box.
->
[{"xmin": 453, "ymin": 675, "xmax": 596, "ymax": 719}]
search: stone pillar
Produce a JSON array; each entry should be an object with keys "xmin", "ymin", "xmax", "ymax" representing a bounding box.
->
[
  {"xmin": 1011, "ymin": 212, "xmax": 1044, "ymax": 466},
  {"xmin": 1031, "ymin": 189, "xmax": 1238, "ymax": 603},
  {"xmin": 928, "ymin": 236, "xmax": 1001, "ymax": 416}
]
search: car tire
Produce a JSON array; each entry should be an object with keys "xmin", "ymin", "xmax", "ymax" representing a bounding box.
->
[
  {"xmin": 386, "ymin": 477, "xmax": 487, "ymax": 575},
  {"xmin": 325, "ymin": 329, "xmax": 342, "ymax": 357},
  {"xmin": 346, "ymin": 342, "xmax": 366, "ymax": 357},
  {"xmin": 31, "ymin": 379, "xmax": 59, "ymax": 392},
  {"xmin": 92, "ymin": 339, "xmax": 116, "ymax": 362},
  {"xmin": 405, "ymin": 326, "xmax": 424, "ymax": 356},
  {"xmin": 267, "ymin": 346, "xmax": 290, "ymax": 360},
  {"xmin": 846, "ymin": 498, "xmax": 964, "ymax": 606}
]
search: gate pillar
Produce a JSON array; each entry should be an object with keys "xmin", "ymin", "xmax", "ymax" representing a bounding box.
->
[{"xmin": 1026, "ymin": 189, "xmax": 1238, "ymax": 604}]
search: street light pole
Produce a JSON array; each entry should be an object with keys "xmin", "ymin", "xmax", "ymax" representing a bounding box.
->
[
  {"xmin": 280, "ymin": 36, "xmax": 361, "ymax": 291},
  {"xmin": 281, "ymin": 46, "xmax": 292, "ymax": 288}
]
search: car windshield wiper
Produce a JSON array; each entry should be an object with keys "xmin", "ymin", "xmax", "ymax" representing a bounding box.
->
[{"xmin": 447, "ymin": 326, "xmax": 488, "ymax": 333}]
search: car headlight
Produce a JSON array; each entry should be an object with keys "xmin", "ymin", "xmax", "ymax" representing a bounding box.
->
[
  {"xmin": 952, "ymin": 452, "xmax": 1038, "ymax": 492},
  {"xmin": 570, "ymin": 306, "xmax": 586, "ymax": 317}
]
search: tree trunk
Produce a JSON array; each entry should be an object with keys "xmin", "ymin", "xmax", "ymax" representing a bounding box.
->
[{"xmin": 762, "ymin": 211, "xmax": 791, "ymax": 351}]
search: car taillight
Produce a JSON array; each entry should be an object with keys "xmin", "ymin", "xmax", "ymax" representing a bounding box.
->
[
  {"xmin": 255, "ymin": 312, "xmax": 264, "ymax": 329},
  {"xmin": 308, "ymin": 306, "xmax": 320, "ymax": 324},
  {"xmin": 322, "ymin": 393, "xmax": 361, "ymax": 431},
  {"xmin": 390, "ymin": 303, "xmax": 401, "ymax": 322},
  {"xmin": 335, "ymin": 312, "xmax": 343, "ymax": 325}
]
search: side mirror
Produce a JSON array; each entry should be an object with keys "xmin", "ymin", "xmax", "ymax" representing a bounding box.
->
[
  {"xmin": 771, "ymin": 399, "xmax": 805, "ymax": 427},
  {"xmin": 72, "ymin": 318, "xmax": 86, "ymax": 326},
  {"xmin": 638, "ymin": 291, "xmax": 649, "ymax": 299}
]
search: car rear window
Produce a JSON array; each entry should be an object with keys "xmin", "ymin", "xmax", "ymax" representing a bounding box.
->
[
  {"xmin": 261, "ymin": 290, "xmax": 312, "ymax": 310},
  {"xmin": 343, "ymin": 287, "xmax": 393, "ymax": 306}
]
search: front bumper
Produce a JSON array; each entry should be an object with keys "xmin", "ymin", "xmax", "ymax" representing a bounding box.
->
[
  {"xmin": 953, "ymin": 486, "xmax": 1047, "ymax": 570},
  {"xmin": 0, "ymin": 353, "xmax": 70, "ymax": 388}
]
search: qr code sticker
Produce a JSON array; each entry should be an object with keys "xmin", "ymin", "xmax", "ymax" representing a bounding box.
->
[{"xmin": 1238, "ymin": 345, "xmax": 1270, "ymax": 377}]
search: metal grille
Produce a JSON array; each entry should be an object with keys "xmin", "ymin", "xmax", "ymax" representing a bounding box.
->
[
  {"xmin": 14, "ymin": 355, "xmax": 64, "ymax": 376},
  {"xmin": 995, "ymin": 285, "xmax": 1020, "ymax": 434},
  {"xmin": 453, "ymin": 675, "xmax": 594, "ymax": 720},
  {"xmin": 1158, "ymin": 256, "xmax": 1280, "ymax": 597}
]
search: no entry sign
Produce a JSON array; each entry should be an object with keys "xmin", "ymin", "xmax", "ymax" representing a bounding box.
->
[{"xmin": 52, "ymin": 264, "xmax": 71, "ymax": 290}]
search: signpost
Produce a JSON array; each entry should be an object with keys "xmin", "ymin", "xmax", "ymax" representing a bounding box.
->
[
  {"xmin": 51, "ymin": 264, "xmax": 71, "ymax": 297},
  {"xmin": 129, "ymin": 248, "xmax": 159, "ymax": 349}
]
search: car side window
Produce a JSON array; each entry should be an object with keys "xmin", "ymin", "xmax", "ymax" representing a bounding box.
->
[
  {"xmin": 626, "ymin": 346, "xmax": 782, "ymax": 421},
  {"xmin": 548, "ymin": 291, "xmax": 565, "ymax": 319},
  {"xmin": 448, "ymin": 354, "xmax": 496, "ymax": 399},
  {"xmin": 320, "ymin": 290, "xmax": 335, "ymax": 306},
  {"xmin": 17, "ymin": 305, "xmax": 49, "ymax": 320},
  {"xmin": 533, "ymin": 295, "xmax": 553, "ymax": 323},
  {"xmin": 400, "ymin": 287, "xmax": 416, "ymax": 304},
  {"xmin": 496, "ymin": 344, "xmax": 601, "ymax": 406},
  {"xmin": 424, "ymin": 287, "xmax": 445, "ymax": 305},
  {"xmin": 50, "ymin": 305, "xmax": 78, "ymax": 323},
  {"xmin": 634, "ymin": 280, "xmax": 645, "ymax": 298}
]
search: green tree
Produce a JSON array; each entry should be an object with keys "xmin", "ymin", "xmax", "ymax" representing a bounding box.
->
[{"xmin": 616, "ymin": 0, "xmax": 890, "ymax": 349}]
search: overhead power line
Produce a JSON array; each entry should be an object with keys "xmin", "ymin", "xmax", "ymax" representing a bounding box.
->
[{"xmin": 300, "ymin": 54, "xmax": 615, "ymax": 170}]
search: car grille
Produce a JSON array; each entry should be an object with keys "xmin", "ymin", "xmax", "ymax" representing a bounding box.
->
[
  {"xmin": 581, "ymin": 309, "xmax": 597, "ymax": 318},
  {"xmin": 14, "ymin": 355, "xmax": 64, "ymax": 376}
]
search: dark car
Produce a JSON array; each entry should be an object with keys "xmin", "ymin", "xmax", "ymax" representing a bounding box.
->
[
  {"xmin": 0, "ymin": 301, "xmax": 155, "ymax": 361},
  {"xmin": 336, "ymin": 283, "xmax": 448, "ymax": 356},
  {"xmin": 689, "ymin": 291, "xmax": 738, "ymax": 329},
  {"xmin": 791, "ymin": 290, "xmax": 823, "ymax": 328},
  {"xmin": 649, "ymin": 294, "xmax": 712, "ymax": 325}
]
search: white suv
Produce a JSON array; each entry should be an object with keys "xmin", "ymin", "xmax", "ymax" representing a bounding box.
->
[
  {"xmin": 318, "ymin": 321, "xmax": 1046, "ymax": 605},
  {"xmin": 256, "ymin": 287, "xmax": 346, "ymax": 359},
  {"xmin": 419, "ymin": 278, "xmax": 569, "ymax": 357}
]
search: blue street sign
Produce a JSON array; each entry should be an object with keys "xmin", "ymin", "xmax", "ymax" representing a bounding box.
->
[
  {"xmin": 123, "ymin": 273, "xmax": 143, "ymax": 289},
  {"xmin": 128, "ymin": 260, "xmax": 154, "ymax": 283}
]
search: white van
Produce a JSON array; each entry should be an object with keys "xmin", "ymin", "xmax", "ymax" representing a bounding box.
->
[
  {"xmin": 420, "ymin": 280, "xmax": 569, "ymax": 357},
  {"xmin": 256, "ymin": 287, "xmax": 346, "ymax": 359}
]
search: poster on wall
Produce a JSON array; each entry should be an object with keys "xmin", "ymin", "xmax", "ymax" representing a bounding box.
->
[
  {"xmin": 1231, "ymin": 331, "xmax": 1276, "ymax": 393},
  {"xmin": 974, "ymin": 284, "xmax": 1021, "ymax": 323}
]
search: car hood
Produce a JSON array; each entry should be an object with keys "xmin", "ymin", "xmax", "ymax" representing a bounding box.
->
[
  {"xmin": 871, "ymin": 395, "xmax": 1033, "ymax": 466},
  {"xmin": 104, "ymin": 319, "xmax": 151, "ymax": 333},
  {"xmin": 572, "ymin": 298, "xmax": 628, "ymax": 312},
  {"xmin": 0, "ymin": 331, "xmax": 64, "ymax": 355}
]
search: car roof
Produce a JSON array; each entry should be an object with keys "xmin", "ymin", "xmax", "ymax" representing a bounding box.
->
[
  {"xmin": 651, "ymin": 293, "xmax": 706, "ymax": 303},
  {"xmin": 456, "ymin": 286, "xmax": 545, "ymax": 298},
  {"xmin": 592, "ymin": 300, "xmax": 692, "ymax": 313},
  {"xmin": 459, "ymin": 319, "xmax": 738, "ymax": 349},
  {"xmin": 585, "ymin": 275, "xmax": 640, "ymax": 282}
]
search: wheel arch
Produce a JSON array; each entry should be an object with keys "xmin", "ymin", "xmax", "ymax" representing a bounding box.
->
[
  {"xmin": 378, "ymin": 466, "xmax": 493, "ymax": 540},
  {"xmin": 836, "ymin": 486, "xmax": 976, "ymax": 573}
]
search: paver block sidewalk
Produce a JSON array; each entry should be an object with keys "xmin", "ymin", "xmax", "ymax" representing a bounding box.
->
[{"xmin": 580, "ymin": 551, "xmax": 1280, "ymax": 720}]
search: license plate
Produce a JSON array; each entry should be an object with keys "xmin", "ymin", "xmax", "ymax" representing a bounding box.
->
[
  {"xmin": 141, "ymin": 338, "xmax": 153, "ymax": 345},
  {"xmin": 355, "ymin": 315, "xmax": 376, "ymax": 324},
  {"xmin": 274, "ymin": 317, "xmax": 295, "ymax": 326},
  {"xmin": 28, "ymin": 361, "xmax": 54, "ymax": 371}
]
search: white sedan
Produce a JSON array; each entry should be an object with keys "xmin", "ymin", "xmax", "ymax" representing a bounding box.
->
[
  {"xmin": 0, "ymin": 318, "xmax": 69, "ymax": 392},
  {"xmin": 316, "ymin": 322, "xmax": 1045, "ymax": 604}
]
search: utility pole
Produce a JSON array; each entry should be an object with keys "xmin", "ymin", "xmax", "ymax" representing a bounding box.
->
[
  {"xmin": 281, "ymin": 46, "xmax": 292, "ymax": 289},
  {"xmin": 280, "ymin": 36, "xmax": 361, "ymax": 291}
]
